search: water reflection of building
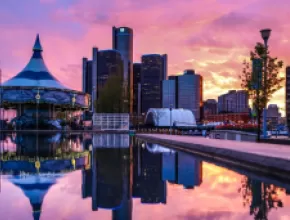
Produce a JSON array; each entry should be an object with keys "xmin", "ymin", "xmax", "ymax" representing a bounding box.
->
[
  {"xmin": 176, "ymin": 152, "xmax": 202, "ymax": 189},
  {"xmin": 81, "ymin": 134, "xmax": 132, "ymax": 220},
  {"xmin": 81, "ymin": 138, "xmax": 203, "ymax": 217},
  {"xmin": 1, "ymin": 134, "xmax": 89, "ymax": 220},
  {"xmin": 132, "ymin": 142, "xmax": 167, "ymax": 204},
  {"xmin": 133, "ymin": 141, "xmax": 202, "ymax": 196},
  {"xmin": 1, "ymin": 133, "xmax": 89, "ymax": 174},
  {"xmin": 161, "ymin": 147, "xmax": 202, "ymax": 189},
  {"xmin": 139, "ymin": 144, "xmax": 166, "ymax": 204},
  {"xmin": 9, "ymin": 175, "xmax": 60, "ymax": 220}
]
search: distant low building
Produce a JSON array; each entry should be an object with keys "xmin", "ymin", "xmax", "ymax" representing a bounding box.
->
[
  {"xmin": 218, "ymin": 90, "xmax": 249, "ymax": 113},
  {"xmin": 266, "ymin": 104, "xmax": 281, "ymax": 127},
  {"xmin": 204, "ymin": 112, "xmax": 250, "ymax": 124},
  {"xmin": 203, "ymin": 99, "xmax": 217, "ymax": 117}
]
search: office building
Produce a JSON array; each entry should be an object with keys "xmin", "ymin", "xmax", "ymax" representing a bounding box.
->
[
  {"xmin": 176, "ymin": 70, "xmax": 203, "ymax": 122},
  {"xmin": 133, "ymin": 63, "xmax": 141, "ymax": 114},
  {"xmin": 82, "ymin": 48, "xmax": 123, "ymax": 112},
  {"xmin": 112, "ymin": 26, "xmax": 134, "ymax": 113},
  {"xmin": 286, "ymin": 67, "xmax": 290, "ymax": 133},
  {"xmin": 203, "ymin": 99, "xmax": 217, "ymax": 117},
  {"xmin": 141, "ymin": 54, "xmax": 167, "ymax": 113},
  {"xmin": 162, "ymin": 79, "xmax": 176, "ymax": 108},
  {"xmin": 218, "ymin": 90, "xmax": 249, "ymax": 113}
]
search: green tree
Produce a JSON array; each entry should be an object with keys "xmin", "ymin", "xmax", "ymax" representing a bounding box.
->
[
  {"xmin": 95, "ymin": 72, "xmax": 125, "ymax": 113},
  {"xmin": 240, "ymin": 43, "xmax": 284, "ymax": 142}
]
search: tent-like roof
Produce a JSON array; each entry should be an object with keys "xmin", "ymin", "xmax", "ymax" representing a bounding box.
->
[
  {"xmin": 2, "ymin": 34, "xmax": 67, "ymax": 90},
  {"xmin": 145, "ymin": 108, "xmax": 196, "ymax": 127}
]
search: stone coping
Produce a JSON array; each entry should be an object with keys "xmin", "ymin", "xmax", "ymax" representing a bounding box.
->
[
  {"xmin": 136, "ymin": 134, "xmax": 290, "ymax": 179},
  {"xmin": 211, "ymin": 129, "xmax": 257, "ymax": 136}
]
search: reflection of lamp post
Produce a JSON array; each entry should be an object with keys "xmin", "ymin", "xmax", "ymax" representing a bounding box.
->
[
  {"xmin": 35, "ymin": 89, "xmax": 40, "ymax": 130},
  {"xmin": 0, "ymin": 67, "xmax": 2, "ymax": 130},
  {"xmin": 169, "ymin": 105, "xmax": 172, "ymax": 135},
  {"xmin": 260, "ymin": 29, "xmax": 271, "ymax": 139}
]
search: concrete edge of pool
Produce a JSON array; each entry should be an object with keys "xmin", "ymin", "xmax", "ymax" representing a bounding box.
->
[{"xmin": 136, "ymin": 134, "xmax": 290, "ymax": 181}]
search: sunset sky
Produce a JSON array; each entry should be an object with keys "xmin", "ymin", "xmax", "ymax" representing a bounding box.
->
[{"xmin": 0, "ymin": 0, "xmax": 288, "ymax": 115}]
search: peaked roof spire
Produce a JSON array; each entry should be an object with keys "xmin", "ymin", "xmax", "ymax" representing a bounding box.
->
[{"xmin": 33, "ymin": 34, "xmax": 43, "ymax": 51}]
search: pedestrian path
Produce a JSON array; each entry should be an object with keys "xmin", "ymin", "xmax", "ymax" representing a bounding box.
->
[{"xmin": 136, "ymin": 134, "xmax": 290, "ymax": 173}]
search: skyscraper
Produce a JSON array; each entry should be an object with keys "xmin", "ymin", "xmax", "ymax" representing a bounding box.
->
[
  {"xmin": 162, "ymin": 79, "xmax": 176, "ymax": 108},
  {"xmin": 112, "ymin": 26, "xmax": 134, "ymax": 113},
  {"xmin": 82, "ymin": 48, "xmax": 123, "ymax": 112},
  {"xmin": 176, "ymin": 70, "xmax": 203, "ymax": 122},
  {"xmin": 83, "ymin": 48, "xmax": 97, "ymax": 112},
  {"xmin": 287, "ymin": 67, "xmax": 290, "ymax": 134},
  {"xmin": 141, "ymin": 54, "xmax": 167, "ymax": 113},
  {"xmin": 133, "ymin": 63, "xmax": 141, "ymax": 114}
]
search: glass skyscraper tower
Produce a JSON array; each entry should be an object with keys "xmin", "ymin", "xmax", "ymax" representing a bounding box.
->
[
  {"xmin": 140, "ymin": 54, "xmax": 167, "ymax": 113},
  {"xmin": 112, "ymin": 26, "xmax": 134, "ymax": 113}
]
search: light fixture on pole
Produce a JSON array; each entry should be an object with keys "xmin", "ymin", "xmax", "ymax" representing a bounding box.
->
[
  {"xmin": 260, "ymin": 29, "xmax": 271, "ymax": 47},
  {"xmin": 260, "ymin": 28, "xmax": 271, "ymax": 139}
]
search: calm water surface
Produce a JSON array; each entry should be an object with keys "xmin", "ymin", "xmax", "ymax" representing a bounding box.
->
[{"xmin": 0, "ymin": 133, "xmax": 290, "ymax": 220}]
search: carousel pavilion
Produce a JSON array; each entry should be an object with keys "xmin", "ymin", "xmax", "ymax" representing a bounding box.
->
[{"xmin": 0, "ymin": 34, "xmax": 90, "ymax": 127}]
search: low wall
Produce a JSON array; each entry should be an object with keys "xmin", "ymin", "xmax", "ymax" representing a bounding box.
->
[{"xmin": 209, "ymin": 130, "xmax": 257, "ymax": 142}]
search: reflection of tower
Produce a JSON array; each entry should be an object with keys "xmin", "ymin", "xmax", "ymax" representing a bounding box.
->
[
  {"xmin": 162, "ymin": 151, "xmax": 177, "ymax": 182},
  {"xmin": 112, "ymin": 138, "xmax": 133, "ymax": 220},
  {"xmin": 139, "ymin": 146, "xmax": 166, "ymax": 204},
  {"xmin": 9, "ymin": 175, "xmax": 60, "ymax": 220},
  {"xmin": 89, "ymin": 134, "xmax": 132, "ymax": 219},
  {"xmin": 250, "ymin": 179, "xmax": 262, "ymax": 211},
  {"xmin": 82, "ymin": 151, "xmax": 93, "ymax": 199},
  {"xmin": 82, "ymin": 168, "xmax": 92, "ymax": 198},
  {"xmin": 162, "ymin": 151, "xmax": 203, "ymax": 189},
  {"xmin": 132, "ymin": 140, "xmax": 142, "ymax": 198},
  {"xmin": 177, "ymin": 152, "xmax": 202, "ymax": 189}
]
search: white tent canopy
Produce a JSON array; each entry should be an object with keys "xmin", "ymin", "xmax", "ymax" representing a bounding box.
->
[{"xmin": 145, "ymin": 108, "xmax": 196, "ymax": 127}]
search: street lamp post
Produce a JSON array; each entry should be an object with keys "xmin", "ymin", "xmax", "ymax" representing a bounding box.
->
[
  {"xmin": 169, "ymin": 105, "xmax": 172, "ymax": 135},
  {"xmin": 260, "ymin": 29, "xmax": 271, "ymax": 139}
]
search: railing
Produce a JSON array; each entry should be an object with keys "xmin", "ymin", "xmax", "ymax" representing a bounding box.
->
[{"xmin": 92, "ymin": 113, "xmax": 130, "ymax": 131}]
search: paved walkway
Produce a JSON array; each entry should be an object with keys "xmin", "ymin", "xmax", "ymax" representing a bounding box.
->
[{"xmin": 136, "ymin": 134, "xmax": 290, "ymax": 173}]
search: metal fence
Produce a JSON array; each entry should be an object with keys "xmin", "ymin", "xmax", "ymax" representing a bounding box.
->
[
  {"xmin": 93, "ymin": 134, "xmax": 130, "ymax": 148},
  {"xmin": 92, "ymin": 113, "xmax": 130, "ymax": 130}
]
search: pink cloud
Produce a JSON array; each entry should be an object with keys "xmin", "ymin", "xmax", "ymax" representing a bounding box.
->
[{"xmin": 0, "ymin": 0, "xmax": 289, "ymax": 114}]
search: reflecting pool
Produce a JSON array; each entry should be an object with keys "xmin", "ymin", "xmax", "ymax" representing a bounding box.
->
[{"xmin": 0, "ymin": 133, "xmax": 290, "ymax": 220}]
